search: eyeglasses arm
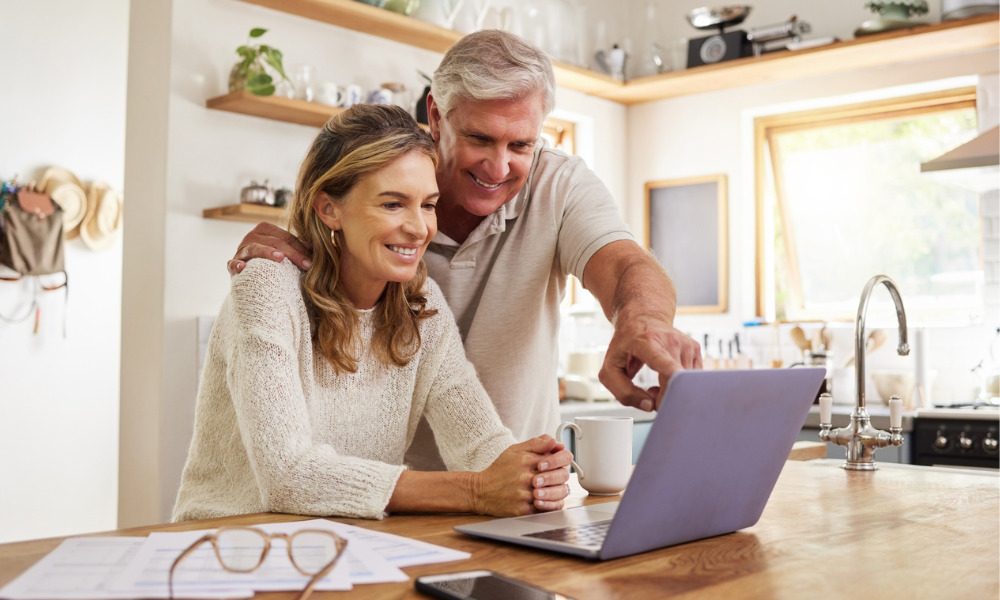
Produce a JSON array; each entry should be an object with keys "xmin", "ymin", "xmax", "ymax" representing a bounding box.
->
[
  {"xmin": 168, "ymin": 534, "xmax": 213, "ymax": 600},
  {"xmin": 294, "ymin": 538, "xmax": 348, "ymax": 600}
]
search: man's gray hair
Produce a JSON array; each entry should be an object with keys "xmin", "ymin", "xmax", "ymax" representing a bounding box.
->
[{"xmin": 431, "ymin": 29, "xmax": 556, "ymax": 118}]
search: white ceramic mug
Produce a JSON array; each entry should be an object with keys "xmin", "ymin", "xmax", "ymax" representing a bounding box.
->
[
  {"xmin": 343, "ymin": 84, "xmax": 363, "ymax": 108},
  {"xmin": 555, "ymin": 416, "xmax": 632, "ymax": 495},
  {"xmin": 317, "ymin": 82, "xmax": 344, "ymax": 107}
]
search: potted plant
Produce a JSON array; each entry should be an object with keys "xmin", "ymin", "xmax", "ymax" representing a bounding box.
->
[{"xmin": 228, "ymin": 27, "xmax": 290, "ymax": 96}]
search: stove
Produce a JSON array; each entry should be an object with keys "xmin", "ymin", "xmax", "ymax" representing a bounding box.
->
[{"xmin": 912, "ymin": 406, "xmax": 999, "ymax": 469}]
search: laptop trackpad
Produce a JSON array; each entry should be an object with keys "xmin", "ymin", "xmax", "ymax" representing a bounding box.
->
[{"xmin": 511, "ymin": 503, "xmax": 619, "ymax": 529}]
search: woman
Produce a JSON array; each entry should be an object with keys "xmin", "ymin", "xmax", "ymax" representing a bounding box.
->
[{"xmin": 173, "ymin": 104, "xmax": 571, "ymax": 521}]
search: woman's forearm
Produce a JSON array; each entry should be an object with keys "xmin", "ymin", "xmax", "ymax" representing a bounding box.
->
[
  {"xmin": 387, "ymin": 437, "xmax": 573, "ymax": 517},
  {"xmin": 386, "ymin": 470, "xmax": 478, "ymax": 513}
]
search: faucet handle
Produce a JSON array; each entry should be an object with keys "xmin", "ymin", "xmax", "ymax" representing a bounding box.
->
[
  {"xmin": 819, "ymin": 392, "xmax": 833, "ymax": 424},
  {"xmin": 889, "ymin": 395, "xmax": 902, "ymax": 429}
]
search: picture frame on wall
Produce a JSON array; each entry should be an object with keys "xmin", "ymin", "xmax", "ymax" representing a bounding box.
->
[{"xmin": 645, "ymin": 174, "xmax": 728, "ymax": 314}]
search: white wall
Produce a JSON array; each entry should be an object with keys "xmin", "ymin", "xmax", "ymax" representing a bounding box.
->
[
  {"xmin": 118, "ymin": 0, "xmax": 629, "ymax": 528},
  {"xmin": 0, "ymin": 0, "xmax": 129, "ymax": 543}
]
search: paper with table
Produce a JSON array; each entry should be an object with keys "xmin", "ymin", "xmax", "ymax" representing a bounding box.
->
[{"xmin": 0, "ymin": 519, "xmax": 470, "ymax": 600}]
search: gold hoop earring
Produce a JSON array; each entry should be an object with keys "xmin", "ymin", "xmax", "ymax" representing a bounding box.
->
[{"xmin": 330, "ymin": 230, "xmax": 338, "ymax": 248}]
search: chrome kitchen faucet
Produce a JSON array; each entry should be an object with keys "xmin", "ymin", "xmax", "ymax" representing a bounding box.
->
[{"xmin": 819, "ymin": 275, "xmax": 909, "ymax": 470}]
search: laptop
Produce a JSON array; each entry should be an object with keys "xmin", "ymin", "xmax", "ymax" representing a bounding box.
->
[{"xmin": 455, "ymin": 367, "xmax": 825, "ymax": 560}]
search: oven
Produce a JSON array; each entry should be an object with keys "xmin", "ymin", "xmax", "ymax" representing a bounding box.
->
[{"xmin": 912, "ymin": 408, "xmax": 1000, "ymax": 469}]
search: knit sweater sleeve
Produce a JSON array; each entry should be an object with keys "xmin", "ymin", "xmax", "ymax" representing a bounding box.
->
[
  {"xmin": 415, "ymin": 280, "xmax": 517, "ymax": 472},
  {"xmin": 226, "ymin": 259, "xmax": 404, "ymax": 519}
]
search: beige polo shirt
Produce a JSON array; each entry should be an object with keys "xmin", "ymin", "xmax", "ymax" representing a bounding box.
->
[{"xmin": 405, "ymin": 146, "xmax": 633, "ymax": 469}]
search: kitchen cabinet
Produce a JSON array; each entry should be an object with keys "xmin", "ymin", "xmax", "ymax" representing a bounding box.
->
[
  {"xmin": 632, "ymin": 420, "xmax": 652, "ymax": 464},
  {"xmin": 235, "ymin": 0, "xmax": 997, "ymax": 105}
]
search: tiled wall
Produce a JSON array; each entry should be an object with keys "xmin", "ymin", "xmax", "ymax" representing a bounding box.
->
[
  {"xmin": 732, "ymin": 322, "xmax": 990, "ymax": 408},
  {"xmin": 982, "ymin": 189, "xmax": 1000, "ymax": 328}
]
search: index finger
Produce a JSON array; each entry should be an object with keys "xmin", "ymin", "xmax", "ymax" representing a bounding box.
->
[{"xmin": 600, "ymin": 345, "xmax": 685, "ymax": 411}]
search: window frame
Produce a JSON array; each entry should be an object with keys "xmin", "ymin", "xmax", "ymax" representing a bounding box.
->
[{"xmin": 753, "ymin": 86, "xmax": 979, "ymax": 320}]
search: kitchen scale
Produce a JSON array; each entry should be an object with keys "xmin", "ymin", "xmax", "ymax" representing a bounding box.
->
[{"xmin": 686, "ymin": 5, "xmax": 754, "ymax": 68}]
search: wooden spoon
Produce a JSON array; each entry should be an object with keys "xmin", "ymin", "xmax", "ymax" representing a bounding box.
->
[
  {"xmin": 866, "ymin": 329, "xmax": 887, "ymax": 354},
  {"xmin": 790, "ymin": 326, "xmax": 811, "ymax": 358},
  {"xmin": 816, "ymin": 325, "xmax": 832, "ymax": 351},
  {"xmin": 844, "ymin": 329, "xmax": 888, "ymax": 366}
]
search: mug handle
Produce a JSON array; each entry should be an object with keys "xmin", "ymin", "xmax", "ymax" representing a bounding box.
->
[{"xmin": 554, "ymin": 422, "xmax": 584, "ymax": 479}]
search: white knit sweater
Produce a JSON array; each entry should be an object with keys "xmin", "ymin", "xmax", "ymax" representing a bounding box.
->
[{"xmin": 172, "ymin": 259, "xmax": 515, "ymax": 521}]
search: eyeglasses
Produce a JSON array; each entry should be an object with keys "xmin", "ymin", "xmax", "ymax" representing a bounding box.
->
[{"xmin": 168, "ymin": 526, "xmax": 348, "ymax": 600}]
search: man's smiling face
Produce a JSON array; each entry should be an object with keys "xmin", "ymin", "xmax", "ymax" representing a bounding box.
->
[{"xmin": 429, "ymin": 92, "xmax": 544, "ymax": 220}]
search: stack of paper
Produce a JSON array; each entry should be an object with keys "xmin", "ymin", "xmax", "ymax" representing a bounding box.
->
[{"xmin": 0, "ymin": 519, "xmax": 470, "ymax": 599}]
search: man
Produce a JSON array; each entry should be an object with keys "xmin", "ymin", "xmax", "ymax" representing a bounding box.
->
[{"xmin": 230, "ymin": 30, "xmax": 702, "ymax": 468}]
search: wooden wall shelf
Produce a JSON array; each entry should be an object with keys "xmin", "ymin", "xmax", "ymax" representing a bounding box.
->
[
  {"xmin": 237, "ymin": 0, "xmax": 997, "ymax": 106},
  {"xmin": 206, "ymin": 91, "xmax": 342, "ymax": 127},
  {"xmin": 609, "ymin": 14, "xmax": 1000, "ymax": 105},
  {"xmin": 237, "ymin": 0, "xmax": 623, "ymax": 98},
  {"xmin": 203, "ymin": 203, "xmax": 287, "ymax": 226}
]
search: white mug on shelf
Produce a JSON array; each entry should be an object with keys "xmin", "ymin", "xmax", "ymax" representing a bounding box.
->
[
  {"xmin": 342, "ymin": 84, "xmax": 363, "ymax": 108},
  {"xmin": 555, "ymin": 416, "xmax": 632, "ymax": 495},
  {"xmin": 368, "ymin": 87, "xmax": 393, "ymax": 105},
  {"xmin": 317, "ymin": 82, "xmax": 344, "ymax": 107}
]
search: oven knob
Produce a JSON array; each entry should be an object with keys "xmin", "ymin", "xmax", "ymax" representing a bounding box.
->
[
  {"xmin": 984, "ymin": 435, "xmax": 998, "ymax": 454},
  {"xmin": 934, "ymin": 434, "xmax": 950, "ymax": 450},
  {"xmin": 959, "ymin": 434, "xmax": 974, "ymax": 450}
]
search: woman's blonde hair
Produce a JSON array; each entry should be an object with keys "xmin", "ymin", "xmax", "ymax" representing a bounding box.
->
[{"xmin": 287, "ymin": 104, "xmax": 438, "ymax": 373}]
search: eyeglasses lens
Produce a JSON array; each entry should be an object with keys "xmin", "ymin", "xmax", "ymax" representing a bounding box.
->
[
  {"xmin": 289, "ymin": 531, "xmax": 340, "ymax": 574},
  {"xmin": 215, "ymin": 528, "xmax": 267, "ymax": 572}
]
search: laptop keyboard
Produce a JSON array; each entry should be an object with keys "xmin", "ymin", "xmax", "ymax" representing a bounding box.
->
[{"xmin": 524, "ymin": 520, "xmax": 611, "ymax": 547}]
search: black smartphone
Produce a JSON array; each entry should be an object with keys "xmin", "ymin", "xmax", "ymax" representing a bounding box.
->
[{"xmin": 415, "ymin": 570, "xmax": 576, "ymax": 600}]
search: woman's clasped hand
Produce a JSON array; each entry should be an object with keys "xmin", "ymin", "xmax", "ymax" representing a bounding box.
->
[{"xmin": 475, "ymin": 435, "xmax": 573, "ymax": 515}]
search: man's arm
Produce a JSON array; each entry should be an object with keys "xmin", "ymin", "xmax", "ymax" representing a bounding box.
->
[
  {"xmin": 582, "ymin": 239, "xmax": 702, "ymax": 412},
  {"xmin": 228, "ymin": 222, "xmax": 313, "ymax": 275}
]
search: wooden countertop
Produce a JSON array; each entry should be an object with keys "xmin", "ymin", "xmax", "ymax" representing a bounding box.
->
[{"xmin": 1, "ymin": 460, "xmax": 996, "ymax": 598}]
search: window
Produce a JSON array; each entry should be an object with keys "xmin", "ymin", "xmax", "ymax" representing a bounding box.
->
[
  {"xmin": 542, "ymin": 116, "xmax": 576, "ymax": 156},
  {"xmin": 755, "ymin": 87, "xmax": 983, "ymax": 324}
]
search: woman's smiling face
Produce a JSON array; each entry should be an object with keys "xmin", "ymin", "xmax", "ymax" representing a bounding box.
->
[{"xmin": 327, "ymin": 151, "xmax": 439, "ymax": 309}]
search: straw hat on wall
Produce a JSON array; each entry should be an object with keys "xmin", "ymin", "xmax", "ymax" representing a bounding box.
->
[
  {"xmin": 80, "ymin": 181, "xmax": 123, "ymax": 251},
  {"xmin": 39, "ymin": 167, "xmax": 87, "ymax": 240}
]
